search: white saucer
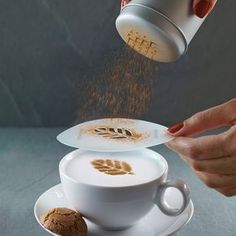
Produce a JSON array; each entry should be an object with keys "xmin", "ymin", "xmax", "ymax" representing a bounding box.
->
[{"xmin": 34, "ymin": 184, "xmax": 194, "ymax": 236}]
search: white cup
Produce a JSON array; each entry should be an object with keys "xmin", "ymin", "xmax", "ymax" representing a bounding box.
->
[{"xmin": 59, "ymin": 149, "xmax": 190, "ymax": 230}]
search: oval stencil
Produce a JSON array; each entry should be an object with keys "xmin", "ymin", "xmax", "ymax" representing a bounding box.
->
[{"xmin": 57, "ymin": 118, "xmax": 174, "ymax": 152}]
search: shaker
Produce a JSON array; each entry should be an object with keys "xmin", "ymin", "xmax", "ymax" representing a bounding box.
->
[{"xmin": 116, "ymin": 0, "xmax": 211, "ymax": 62}]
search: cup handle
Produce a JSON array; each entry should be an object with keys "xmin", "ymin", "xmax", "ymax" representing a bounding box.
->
[{"xmin": 154, "ymin": 179, "xmax": 190, "ymax": 216}]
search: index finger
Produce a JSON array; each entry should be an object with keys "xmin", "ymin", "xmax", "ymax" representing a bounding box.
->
[{"xmin": 170, "ymin": 99, "xmax": 236, "ymax": 137}]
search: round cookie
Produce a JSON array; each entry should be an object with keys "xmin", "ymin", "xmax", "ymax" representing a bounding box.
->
[{"xmin": 41, "ymin": 208, "xmax": 87, "ymax": 236}]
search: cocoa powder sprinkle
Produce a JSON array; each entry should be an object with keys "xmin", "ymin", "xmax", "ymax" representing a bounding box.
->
[{"xmin": 78, "ymin": 47, "xmax": 158, "ymax": 122}]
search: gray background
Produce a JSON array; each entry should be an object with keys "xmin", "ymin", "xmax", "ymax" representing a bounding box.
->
[{"xmin": 0, "ymin": 0, "xmax": 235, "ymax": 127}]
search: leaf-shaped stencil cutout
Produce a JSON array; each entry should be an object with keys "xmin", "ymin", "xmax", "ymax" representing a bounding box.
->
[
  {"xmin": 93, "ymin": 127, "xmax": 138, "ymax": 140},
  {"xmin": 91, "ymin": 159, "xmax": 135, "ymax": 176}
]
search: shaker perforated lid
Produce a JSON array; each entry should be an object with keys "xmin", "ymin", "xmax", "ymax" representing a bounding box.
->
[
  {"xmin": 116, "ymin": 3, "xmax": 187, "ymax": 62},
  {"xmin": 57, "ymin": 118, "xmax": 174, "ymax": 152}
]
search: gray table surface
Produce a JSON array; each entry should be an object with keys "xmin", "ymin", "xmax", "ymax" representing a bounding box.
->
[{"xmin": 0, "ymin": 128, "xmax": 235, "ymax": 236}]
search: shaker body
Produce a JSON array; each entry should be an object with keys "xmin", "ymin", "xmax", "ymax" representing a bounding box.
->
[
  {"xmin": 116, "ymin": 0, "xmax": 207, "ymax": 62},
  {"xmin": 130, "ymin": 0, "xmax": 205, "ymax": 44}
]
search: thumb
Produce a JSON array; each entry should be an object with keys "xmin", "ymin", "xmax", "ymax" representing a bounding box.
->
[{"xmin": 168, "ymin": 99, "xmax": 236, "ymax": 137}]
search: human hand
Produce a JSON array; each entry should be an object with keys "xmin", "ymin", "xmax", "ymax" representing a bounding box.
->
[
  {"xmin": 166, "ymin": 99, "xmax": 236, "ymax": 197},
  {"xmin": 121, "ymin": 0, "xmax": 217, "ymax": 18}
]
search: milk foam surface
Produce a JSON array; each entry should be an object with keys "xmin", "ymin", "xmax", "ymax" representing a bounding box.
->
[{"xmin": 61, "ymin": 150, "xmax": 165, "ymax": 187}]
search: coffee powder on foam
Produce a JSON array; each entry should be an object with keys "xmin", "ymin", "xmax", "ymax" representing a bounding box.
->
[{"xmin": 78, "ymin": 47, "xmax": 158, "ymax": 121}]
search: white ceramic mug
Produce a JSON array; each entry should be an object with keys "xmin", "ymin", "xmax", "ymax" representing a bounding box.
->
[{"xmin": 59, "ymin": 149, "xmax": 190, "ymax": 230}]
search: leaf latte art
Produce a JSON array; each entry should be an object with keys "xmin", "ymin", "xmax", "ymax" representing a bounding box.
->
[{"xmin": 91, "ymin": 159, "xmax": 135, "ymax": 175}]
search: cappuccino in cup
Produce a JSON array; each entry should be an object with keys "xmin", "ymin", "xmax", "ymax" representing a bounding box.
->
[
  {"xmin": 62, "ymin": 149, "xmax": 165, "ymax": 187},
  {"xmin": 59, "ymin": 149, "xmax": 190, "ymax": 230}
]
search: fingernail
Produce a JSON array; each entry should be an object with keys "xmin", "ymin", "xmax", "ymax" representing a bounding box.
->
[
  {"xmin": 121, "ymin": 0, "xmax": 130, "ymax": 7},
  {"xmin": 168, "ymin": 122, "xmax": 184, "ymax": 134},
  {"xmin": 194, "ymin": 0, "xmax": 212, "ymax": 18}
]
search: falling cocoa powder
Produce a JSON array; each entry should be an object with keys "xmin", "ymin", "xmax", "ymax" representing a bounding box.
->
[{"xmin": 77, "ymin": 47, "xmax": 158, "ymax": 122}]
